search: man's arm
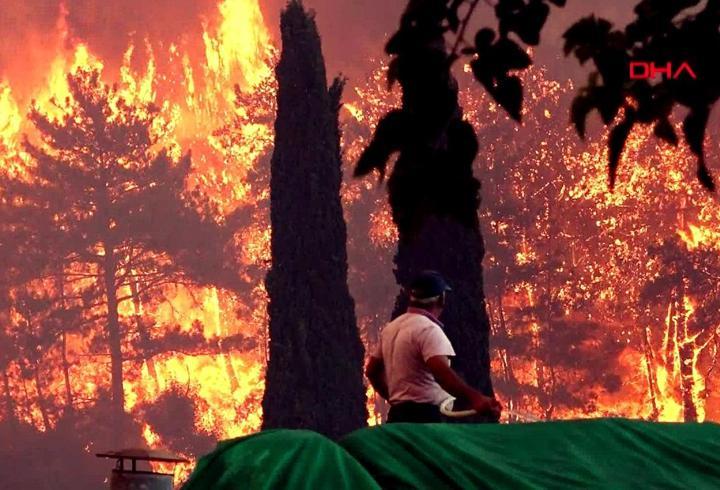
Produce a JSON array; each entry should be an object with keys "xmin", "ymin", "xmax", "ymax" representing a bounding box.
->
[
  {"xmin": 425, "ymin": 355, "xmax": 501, "ymax": 418},
  {"xmin": 365, "ymin": 356, "xmax": 389, "ymax": 400}
]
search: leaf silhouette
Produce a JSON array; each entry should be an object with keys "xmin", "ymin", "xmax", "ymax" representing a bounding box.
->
[
  {"xmin": 494, "ymin": 38, "xmax": 532, "ymax": 72},
  {"xmin": 697, "ymin": 156, "xmax": 716, "ymax": 192},
  {"xmin": 653, "ymin": 118, "xmax": 678, "ymax": 146},
  {"xmin": 563, "ymin": 16, "xmax": 612, "ymax": 59},
  {"xmin": 570, "ymin": 94, "xmax": 593, "ymax": 139},
  {"xmin": 354, "ymin": 110, "xmax": 406, "ymax": 179},
  {"xmin": 683, "ymin": 106, "xmax": 709, "ymax": 157},
  {"xmin": 517, "ymin": 0, "xmax": 550, "ymax": 46},
  {"xmin": 474, "ymin": 28, "xmax": 496, "ymax": 52},
  {"xmin": 494, "ymin": 75, "xmax": 523, "ymax": 122},
  {"xmin": 608, "ymin": 110, "xmax": 636, "ymax": 190},
  {"xmin": 683, "ymin": 106, "xmax": 714, "ymax": 191}
]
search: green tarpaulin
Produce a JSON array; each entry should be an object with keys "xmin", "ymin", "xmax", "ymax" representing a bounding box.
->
[
  {"xmin": 182, "ymin": 429, "xmax": 380, "ymax": 490},
  {"xmin": 183, "ymin": 419, "xmax": 720, "ymax": 489}
]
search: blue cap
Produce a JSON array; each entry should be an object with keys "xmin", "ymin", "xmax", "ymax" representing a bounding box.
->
[{"xmin": 409, "ymin": 270, "xmax": 452, "ymax": 303}]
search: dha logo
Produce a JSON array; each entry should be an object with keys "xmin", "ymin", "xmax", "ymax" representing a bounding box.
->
[{"xmin": 629, "ymin": 62, "xmax": 697, "ymax": 80}]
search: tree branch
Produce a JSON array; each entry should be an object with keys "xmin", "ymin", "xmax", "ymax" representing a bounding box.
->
[{"xmin": 451, "ymin": 0, "xmax": 483, "ymax": 59}]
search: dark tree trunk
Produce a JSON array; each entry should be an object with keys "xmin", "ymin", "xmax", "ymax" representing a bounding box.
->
[
  {"xmin": 20, "ymin": 377, "xmax": 33, "ymax": 421},
  {"xmin": 676, "ymin": 286, "xmax": 698, "ymax": 422},
  {"xmin": 262, "ymin": 0, "xmax": 366, "ymax": 439},
  {"xmin": 33, "ymin": 362, "xmax": 51, "ymax": 431},
  {"xmin": 679, "ymin": 341, "xmax": 698, "ymax": 422},
  {"xmin": 385, "ymin": 110, "xmax": 494, "ymax": 403},
  {"xmin": 641, "ymin": 324, "xmax": 660, "ymax": 421},
  {"xmin": 356, "ymin": 2, "xmax": 495, "ymax": 408},
  {"xmin": 222, "ymin": 350, "xmax": 240, "ymax": 394},
  {"xmin": 103, "ymin": 245, "xmax": 125, "ymax": 440},
  {"xmin": 392, "ymin": 216, "xmax": 493, "ymax": 398},
  {"xmin": 57, "ymin": 268, "xmax": 75, "ymax": 413},
  {"xmin": 3, "ymin": 368, "xmax": 16, "ymax": 427},
  {"xmin": 665, "ymin": 300, "xmax": 677, "ymax": 373},
  {"xmin": 130, "ymin": 279, "xmax": 160, "ymax": 390},
  {"xmin": 60, "ymin": 332, "xmax": 74, "ymax": 413},
  {"xmin": 495, "ymin": 294, "xmax": 518, "ymax": 415}
]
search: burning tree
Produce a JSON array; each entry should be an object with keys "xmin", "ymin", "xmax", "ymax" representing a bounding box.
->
[
  {"xmin": 5, "ymin": 286, "xmax": 86, "ymax": 429},
  {"xmin": 640, "ymin": 237, "xmax": 720, "ymax": 422},
  {"xmin": 471, "ymin": 69, "xmax": 626, "ymax": 418},
  {"xmin": 262, "ymin": 1, "xmax": 367, "ymax": 437},
  {"xmin": 0, "ymin": 68, "xmax": 235, "ymax": 442}
]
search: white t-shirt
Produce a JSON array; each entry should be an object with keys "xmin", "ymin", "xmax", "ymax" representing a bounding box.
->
[{"xmin": 372, "ymin": 311, "xmax": 456, "ymax": 405}]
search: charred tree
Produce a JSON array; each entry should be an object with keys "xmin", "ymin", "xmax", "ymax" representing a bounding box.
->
[
  {"xmin": 355, "ymin": 3, "xmax": 495, "ymax": 402},
  {"xmin": 641, "ymin": 324, "xmax": 660, "ymax": 421},
  {"xmin": 0, "ymin": 325, "xmax": 17, "ymax": 430},
  {"xmin": 262, "ymin": 0, "xmax": 366, "ymax": 438},
  {"xmin": 56, "ymin": 268, "xmax": 75, "ymax": 413},
  {"xmin": 641, "ymin": 237, "xmax": 720, "ymax": 422},
  {"xmin": 675, "ymin": 285, "xmax": 699, "ymax": 422},
  {"xmin": 2, "ymin": 368, "xmax": 15, "ymax": 426},
  {"xmin": 129, "ymin": 279, "xmax": 161, "ymax": 390}
]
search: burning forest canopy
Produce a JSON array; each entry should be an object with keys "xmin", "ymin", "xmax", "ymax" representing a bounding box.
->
[{"xmin": 1, "ymin": 0, "xmax": 720, "ymax": 488}]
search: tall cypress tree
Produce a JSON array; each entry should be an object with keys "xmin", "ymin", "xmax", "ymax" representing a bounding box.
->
[{"xmin": 262, "ymin": 1, "xmax": 366, "ymax": 438}]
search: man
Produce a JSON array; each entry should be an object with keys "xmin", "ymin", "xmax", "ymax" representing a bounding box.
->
[{"xmin": 366, "ymin": 270, "xmax": 502, "ymax": 423}]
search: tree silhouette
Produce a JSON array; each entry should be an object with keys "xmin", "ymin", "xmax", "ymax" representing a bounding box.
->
[
  {"xmin": 262, "ymin": 1, "xmax": 367, "ymax": 438},
  {"xmin": 0, "ymin": 316, "xmax": 19, "ymax": 429},
  {"xmin": 9, "ymin": 287, "xmax": 72, "ymax": 430},
  {"xmin": 354, "ymin": 0, "xmax": 500, "ymax": 403}
]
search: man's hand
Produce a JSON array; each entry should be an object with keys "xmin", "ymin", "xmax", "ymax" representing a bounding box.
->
[
  {"xmin": 426, "ymin": 355, "xmax": 502, "ymax": 419},
  {"xmin": 469, "ymin": 393, "xmax": 502, "ymax": 420}
]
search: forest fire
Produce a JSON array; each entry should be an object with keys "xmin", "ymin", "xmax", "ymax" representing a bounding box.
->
[
  {"xmin": 0, "ymin": 0, "xmax": 275, "ymax": 483},
  {"xmin": 1, "ymin": 0, "xmax": 720, "ymax": 488}
]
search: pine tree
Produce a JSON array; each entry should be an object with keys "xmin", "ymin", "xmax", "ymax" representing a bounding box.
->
[{"xmin": 0, "ymin": 69, "xmax": 211, "ymax": 442}]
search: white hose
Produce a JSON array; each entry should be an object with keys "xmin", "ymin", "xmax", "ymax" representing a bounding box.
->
[
  {"xmin": 439, "ymin": 397, "xmax": 476, "ymax": 417},
  {"xmin": 439, "ymin": 397, "xmax": 541, "ymax": 422}
]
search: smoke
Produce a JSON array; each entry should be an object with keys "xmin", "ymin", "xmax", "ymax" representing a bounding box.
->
[
  {"xmin": 0, "ymin": 0, "xmax": 217, "ymax": 53},
  {"xmin": 0, "ymin": 0, "xmax": 217, "ymax": 102},
  {"xmin": 533, "ymin": 2, "xmax": 633, "ymax": 81},
  {"xmin": 64, "ymin": 0, "xmax": 216, "ymax": 56},
  {"xmin": 0, "ymin": 0, "xmax": 643, "ymax": 98},
  {"xmin": 260, "ymin": 0, "xmax": 403, "ymax": 82},
  {"xmin": 263, "ymin": 1, "xmax": 635, "ymax": 84},
  {"xmin": 0, "ymin": 0, "xmax": 57, "ymax": 39},
  {"xmin": 0, "ymin": 1, "xmax": 63, "ymax": 100}
]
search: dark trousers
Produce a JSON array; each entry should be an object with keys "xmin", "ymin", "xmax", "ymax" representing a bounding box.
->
[{"xmin": 387, "ymin": 401, "xmax": 441, "ymax": 423}]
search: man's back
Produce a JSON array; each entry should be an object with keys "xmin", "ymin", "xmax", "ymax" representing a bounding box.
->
[
  {"xmin": 365, "ymin": 271, "xmax": 502, "ymax": 423},
  {"xmin": 379, "ymin": 311, "xmax": 455, "ymax": 405}
]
